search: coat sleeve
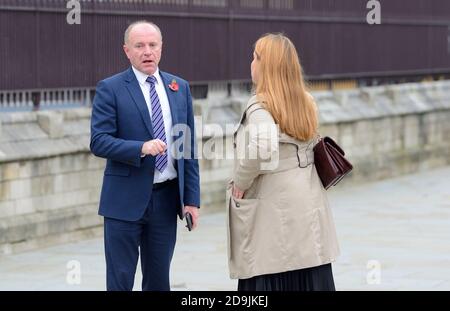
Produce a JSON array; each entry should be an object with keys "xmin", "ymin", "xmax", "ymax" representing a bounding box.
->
[
  {"xmin": 233, "ymin": 108, "xmax": 279, "ymax": 191},
  {"xmin": 90, "ymin": 80, "xmax": 144, "ymax": 167}
]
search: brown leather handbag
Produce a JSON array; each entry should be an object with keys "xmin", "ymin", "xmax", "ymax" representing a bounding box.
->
[{"xmin": 313, "ymin": 136, "xmax": 353, "ymax": 190}]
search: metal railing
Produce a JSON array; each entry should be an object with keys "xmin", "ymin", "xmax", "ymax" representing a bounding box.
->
[
  {"xmin": 0, "ymin": 88, "xmax": 94, "ymax": 112},
  {"xmin": 2, "ymin": 72, "xmax": 449, "ymax": 112},
  {"xmin": 0, "ymin": 0, "xmax": 378, "ymax": 16},
  {"xmin": 0, "ymin": 0, "xmax": 294, "ymax": 10},
  {"xmin": 0, "ymin": 82, "xmax": 252, "ymax": 111}
]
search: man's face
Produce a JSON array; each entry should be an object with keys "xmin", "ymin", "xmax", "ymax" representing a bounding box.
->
[{"xmin": 124, "ymin": 24, "xmax": 162, "ymax": 76}]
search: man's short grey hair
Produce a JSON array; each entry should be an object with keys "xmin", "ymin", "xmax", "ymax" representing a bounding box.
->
[{"xmin": 124, "ymin": 20, "xmax": 163, "ymax": 44}]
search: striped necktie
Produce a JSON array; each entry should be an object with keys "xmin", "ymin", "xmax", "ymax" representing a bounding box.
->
[{"xmin": 146, "ymin": 75, "xmax": 168, "ymax": 172}]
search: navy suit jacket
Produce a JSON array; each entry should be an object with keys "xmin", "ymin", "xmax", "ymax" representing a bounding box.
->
[{"xmin": 90, "ymin": 68, "xmax": 200, "ymax": 221}]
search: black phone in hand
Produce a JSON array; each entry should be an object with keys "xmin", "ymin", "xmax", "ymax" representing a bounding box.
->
[{"xmin": 185, "ymin": 212, "xmax": 193, "ymax": 231}]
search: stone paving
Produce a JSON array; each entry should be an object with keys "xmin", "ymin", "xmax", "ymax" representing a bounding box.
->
[{"xmin": 0, "ymin": 166, "xmax": 449, "ymax": 291}]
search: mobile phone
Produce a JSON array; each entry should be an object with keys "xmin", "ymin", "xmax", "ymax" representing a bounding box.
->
[{"xmin": 185, "ymin": 212, "xmax": 193, "ymax": 231}]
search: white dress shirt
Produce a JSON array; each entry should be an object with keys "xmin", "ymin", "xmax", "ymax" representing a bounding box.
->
[{"xmin": 132, "ymin": 66, "xmax": 178, "ymax": 184}]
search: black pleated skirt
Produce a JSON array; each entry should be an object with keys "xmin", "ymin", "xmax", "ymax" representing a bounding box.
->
[{"xmin": 237, "ymin": 263, "xmax": 336, "ymax": 291}]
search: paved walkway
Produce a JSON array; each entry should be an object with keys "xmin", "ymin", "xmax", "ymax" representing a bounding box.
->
[{"xmin": 1, "ymin": 167, "xmax": 449, "ymax": 291}]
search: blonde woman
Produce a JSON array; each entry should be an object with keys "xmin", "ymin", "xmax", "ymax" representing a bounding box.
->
[{"xmin": 227, "ymin": 33, "xmax": 340, "ymax": 291}]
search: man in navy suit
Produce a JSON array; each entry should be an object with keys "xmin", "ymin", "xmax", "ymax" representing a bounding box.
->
[{"xmin": 90, "ymin": 20, "xmax": 200, "ymax": 291}]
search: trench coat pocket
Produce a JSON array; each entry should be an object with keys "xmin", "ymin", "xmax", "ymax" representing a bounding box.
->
[{"xmin": 227, "ymin": 187, "xmax": 259, "ymax": 263}]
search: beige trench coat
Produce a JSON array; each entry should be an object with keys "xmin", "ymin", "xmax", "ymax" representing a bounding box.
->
[{"xmin": 226, "ymin": 95, "xmax": 340, "ymax": 279}]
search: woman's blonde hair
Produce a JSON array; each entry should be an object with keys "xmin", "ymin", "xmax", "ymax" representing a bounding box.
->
[{"xmin": 254, "ymin": 33, "xmax": 318, "ymax": 141}]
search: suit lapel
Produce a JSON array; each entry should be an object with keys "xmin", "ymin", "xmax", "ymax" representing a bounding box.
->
[
  {"xmin": 160, "ymin": 71, "xmax": 179, "ymax": 125},
  {"xmin": 125, "ymin": 68, "xmax": 154, "ymax": 137}
]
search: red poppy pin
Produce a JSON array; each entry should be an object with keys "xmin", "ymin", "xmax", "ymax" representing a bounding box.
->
[{"xmin": 168, "ymin": 79, "xmax": 179, "ymax": 92}]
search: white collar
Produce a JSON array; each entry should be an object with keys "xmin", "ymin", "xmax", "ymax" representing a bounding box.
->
[{"xmin": 132, "ymin": 66, "xmax": 162, "ymax": 86}]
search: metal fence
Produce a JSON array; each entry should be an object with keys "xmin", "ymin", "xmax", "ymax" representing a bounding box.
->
[
  {"xmin": 1, "ymin": 0, "xmax": 450, "ymax": 109},
  {"xmin": 0, "ymin": 88, "xmax": 94, "ymax": 111}
]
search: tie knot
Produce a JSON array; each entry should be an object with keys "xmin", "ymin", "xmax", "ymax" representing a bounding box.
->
[{"xmin": 146, "ymin": 75, "xmax": 156, "ymax": 85}]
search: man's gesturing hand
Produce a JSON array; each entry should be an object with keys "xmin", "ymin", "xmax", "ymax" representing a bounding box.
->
[{"xmin": 141, "ymin": 139, "xmax": 167, "ymax": 156}]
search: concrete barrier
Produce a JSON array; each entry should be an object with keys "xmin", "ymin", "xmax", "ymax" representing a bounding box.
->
[{"xmin": 1, "ymin": 80, "xmax": 449, "ymax": 254}]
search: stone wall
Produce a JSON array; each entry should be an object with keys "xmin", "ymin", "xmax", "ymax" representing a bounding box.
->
[
  {"xmin": 1, "ymin": 80, "xmax": 450, "ymax": 254},
  {"xmin": 0, "ymin": 110, "xmax": 104, "ymax": 254},
  {"xmin": 315, "ymin": 81, "xmax": 450, "ymax": 183},
  {"xmin": 198, "ymin": 80, "xmax": 450, "ymax": 209}
]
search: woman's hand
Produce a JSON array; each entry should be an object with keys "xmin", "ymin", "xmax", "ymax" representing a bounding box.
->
[{"xmin": 232, "ymin": 184, "xmax": 245, "ymax": 199}]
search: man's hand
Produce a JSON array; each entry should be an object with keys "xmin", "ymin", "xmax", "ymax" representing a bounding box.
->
[
  {"xmin": 141, "ymin": 139, "xmax": 167, "ymax": 156},
  {"xmin": 184, "ymin": 205, "xmax": 199, "ymax": 230},
  {"xmin": 232, "ymin": 184, "xmax": 244, "ymax": 199}
]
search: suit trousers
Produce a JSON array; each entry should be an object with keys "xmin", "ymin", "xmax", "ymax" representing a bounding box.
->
[{"xmin": 104, "ymin": 179, "xmax": 179, "ymax": 291}]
